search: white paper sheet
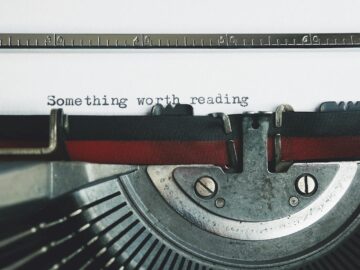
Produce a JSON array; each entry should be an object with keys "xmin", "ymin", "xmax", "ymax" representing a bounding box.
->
[{"xmin": 0, "ymin": 0, "xmax": 359, "ymax": 115}]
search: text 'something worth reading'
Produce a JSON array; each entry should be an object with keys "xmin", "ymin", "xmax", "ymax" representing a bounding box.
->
[{"xmin": 47, "ymin": 93, "xmax": 249, "ymax": 109}]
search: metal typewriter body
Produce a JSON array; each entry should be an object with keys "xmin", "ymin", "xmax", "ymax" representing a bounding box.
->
[{"xmin": 0, "ymin": 103, "xmax": 359, "ymax": 270}]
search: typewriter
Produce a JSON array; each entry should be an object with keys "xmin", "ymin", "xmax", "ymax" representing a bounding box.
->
[{"xmin": 0, "ymin": 101, "xmax": 359, "ymax": 270}]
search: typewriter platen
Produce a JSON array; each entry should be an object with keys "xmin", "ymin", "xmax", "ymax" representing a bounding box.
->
[{"xmin": 0, "ymin": 102, "xmax": 359, "ymax": 270}]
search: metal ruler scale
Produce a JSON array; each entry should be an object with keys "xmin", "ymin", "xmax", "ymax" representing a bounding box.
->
[{"xmin": 0, "ymin": 33, "xmax": 360, "ymax": 49}]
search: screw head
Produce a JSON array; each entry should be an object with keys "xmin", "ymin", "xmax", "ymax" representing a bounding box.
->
[
  {"xmin": 215, "ymin": 198, "xmax": 226, "ymax": 208},
  {"xmin": 195, "ymin": 176, "xmax": 217, "ymax": 199},
  {"xmin": 296, "ymin": 174, "xmax": 318, "ymax": 196},
  {"xmin": 289, "ymin": 196, "xmax": 299, "ymax": 207}
]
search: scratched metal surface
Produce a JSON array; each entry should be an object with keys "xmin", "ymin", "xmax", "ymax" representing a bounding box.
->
[{"xmin": 0, "ymin": 33, "xmax": 360, "ymax": 48}]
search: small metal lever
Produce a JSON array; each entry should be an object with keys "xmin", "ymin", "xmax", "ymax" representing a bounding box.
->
[{"xmin": 0, "ymin": 109, "xmax": 62, "ymax": 156}]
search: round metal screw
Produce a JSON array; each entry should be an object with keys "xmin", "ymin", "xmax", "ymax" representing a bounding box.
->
[
  {"xmin": 195, "ymin": 176, "xmax": 217, "ymax": 199},
  {"xmin": 215, "ymin": 198, "xmax": 225, "ymax": 208},
  {"xmin": 296, "ymin": 174, "xmax": 318, "ymax": 196},
  {"xmin": 289, "ymin": 196, "xmax": 299, "ymax": 207}
]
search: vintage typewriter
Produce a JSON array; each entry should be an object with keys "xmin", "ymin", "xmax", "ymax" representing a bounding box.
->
[
  {"xmin": 0, "ymin": 101, "xmax": 359, "ymax": 270},
  {"xmin": 0, "ymin": 33, "xmax": 360, "ymax": 270}
]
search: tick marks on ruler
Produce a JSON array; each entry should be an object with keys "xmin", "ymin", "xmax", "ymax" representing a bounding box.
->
[{"xmin": 1, "ymin": 33, "xmax": 360, "ymax": 48}]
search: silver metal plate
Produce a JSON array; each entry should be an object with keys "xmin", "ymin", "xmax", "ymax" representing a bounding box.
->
[
  {"xmin": 147, "ymin": 117, "xmax": 360, "ymax": 240},
  {"xmin": 0, "ymin": 33, "xmax": 360, "ymax": 49}
]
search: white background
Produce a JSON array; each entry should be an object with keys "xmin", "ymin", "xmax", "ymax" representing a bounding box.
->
[{"xmin": 0, "ymin": 0, "xmax": 359, "ymax": 115}]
